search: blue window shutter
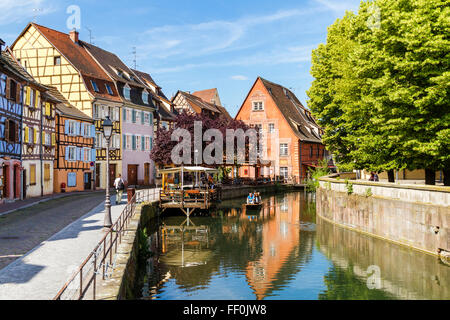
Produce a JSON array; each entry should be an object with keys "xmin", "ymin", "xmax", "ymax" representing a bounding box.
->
[
  {"xmin": 141, "ymin": 135, "xmax": 145, "ymax": 151},
  {"xmin": 132, "ymin": 135, "xmax": 136, "ymax": 150},
  {"xmin": 92, "ymin": 149, "xmax": 96, "ymax": 162},
  {"xmin": 80, "ymin": 123, "xmax": 85, "ymax": 137},
  {"xmin": 68, "ymin": 172, "xmax": 76, "ymax": 187},
  {"xmin": 132, "ymin": 110, "xmax": 136, "ymax": 123},
  {"xmin": 141, "ymin": 111, "xmax": 145, "ymax": 125},
  {"xmin": 123, "ymin": 134, "xmax": 126, "ymax": 149},
  {"xmin": 81, "ymin": 148, "xmax": 85, "ymax": 162},
  {"xmin": 150, "ymin": 137, "xmax": 153, "ymax": 151},
  {"xmin": 77, "ymin": 122, "xmax": 81, "ymax": 136},
  {"xmin": 91, "ymin": 124, "xmax": 95, "ymax": 138},
  {"xmin": 65, "ymin": 120, "xmax": 69, "ymax": 135},
  {"xmin": 65, "ymin": 146, "xmax": 69, "ymax": 160},
  {"xmin": 123, "ymin": 108, "xmax": 126, "ymax": 121},
  {"xmin": 149, "ymin": 112, "xmax": 153, "ymax": 126}
]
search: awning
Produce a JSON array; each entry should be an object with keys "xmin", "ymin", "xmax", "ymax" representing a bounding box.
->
[{"xmin": 158, "ymin": 166, "xmax": 219, "ymax": 175}]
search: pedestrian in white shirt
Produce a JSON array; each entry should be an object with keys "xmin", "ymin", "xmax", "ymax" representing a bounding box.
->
[{"xmin": 114, "ymin": 174, "xmax": 125, "ymax": 205}]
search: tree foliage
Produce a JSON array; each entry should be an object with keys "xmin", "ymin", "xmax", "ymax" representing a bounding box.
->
[
  {"xmin": 307, "ymin": 0, "xmax": 449, "ymax": 183},
  {"xmin": 150, "ymin": 112, "xmax": 254, "ymax": 166}
]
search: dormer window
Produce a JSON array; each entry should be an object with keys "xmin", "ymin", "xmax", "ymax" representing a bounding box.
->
[
  {"xmin": 142, "ymin": 90, "xmax": 149, "ymax": 104},
  {"xmin": 105, "ymin": 84, "xmax": 114, "ymax": 95},
  {"xmin": 124, "ymin": 85, "xmax": 131, "ymax": 100},
  {"xmin": 91, "ymin": 80, "xmax": 100, "ymax": 92}
]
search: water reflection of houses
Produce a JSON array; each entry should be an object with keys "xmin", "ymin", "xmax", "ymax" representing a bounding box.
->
[{"xmin": 245, "ymin": 193, "xmax": 315, "ymax": 300}]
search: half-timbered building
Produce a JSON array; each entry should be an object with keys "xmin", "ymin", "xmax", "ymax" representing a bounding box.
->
[
  {"xmin": 131, "ymin": 69, "xmax": 177, "ymax": 132},
  {"xmin": 49, "ymin": 87, "xmax": 95, "ymax": 193},
  {"xmin": 11, "ymin": 23, "xmax": 123, "ymax": 190},
  {"xmin": 0, "ymin": 42, "xmax": 24, "ymax": 202},
  {"xmin": 172, "ymin": 90, "xmax": 231, "ymax": 120},
  {"xmin": 84, "ymin": 44, "xmax": 156, "ymax": 187}
]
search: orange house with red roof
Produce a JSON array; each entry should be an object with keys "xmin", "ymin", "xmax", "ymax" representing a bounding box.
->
[{"xmin": 236, "ymin": 77, "xmax": 328, "ymax": 184}]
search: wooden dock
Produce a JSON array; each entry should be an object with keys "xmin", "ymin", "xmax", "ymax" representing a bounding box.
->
[{"xmin": 159, "ymin": 189, "xmax": 220, "ymax": 216}]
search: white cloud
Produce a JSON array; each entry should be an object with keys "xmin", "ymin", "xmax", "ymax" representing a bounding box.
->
[
  {"xmin": 231, "ymin": 75, "xmax": 248, "ymax": 81},
  {"xmin": 137, "ymin": 8, "xmax": 321, "ymax": 60},
  {"xmin": 150, "ymin": 45, "xmax": 314, "ymax": 74},
  {"xmin": 0, "ymin": 0, "xmax": 55, "ymax": 26},
  {"xmin": 313, "ymin": 0, "xmax": 360, "ymax": 16}
]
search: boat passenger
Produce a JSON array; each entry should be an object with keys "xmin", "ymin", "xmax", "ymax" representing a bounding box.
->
[{"xmin": 247, "ymin": 193, "xmax": 254, "ymax": 205}]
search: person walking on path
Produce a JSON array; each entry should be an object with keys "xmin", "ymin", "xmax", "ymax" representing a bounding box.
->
[{"xmin": 114, "ymin": 174, "xmax": 125, "ymax": 205}]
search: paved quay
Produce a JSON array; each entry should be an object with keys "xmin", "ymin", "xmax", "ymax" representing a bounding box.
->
[
  {"xmin": 0, "ymin": 193, "xmax": 126, "ymax": 300},
  {"xmin": 0, "ymin": 192, "xmax": 106, "ymax": 270}
]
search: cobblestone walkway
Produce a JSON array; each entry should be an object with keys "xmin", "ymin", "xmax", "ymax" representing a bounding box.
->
[
  {"xmin": 0, "ymin": 192, "xmax": 106, "ymax": 270},
  {"xmin": 0, "ymin": 192, "xmax": 126, "ymax": 300}
]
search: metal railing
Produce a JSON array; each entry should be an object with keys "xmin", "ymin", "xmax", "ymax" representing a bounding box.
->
[{"xmin": 54, "ymin": 188, "xmax": 160, "ymax": 300}]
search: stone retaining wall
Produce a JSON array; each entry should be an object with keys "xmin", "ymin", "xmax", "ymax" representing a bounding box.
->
[
  {"xmin": 317, "ymin": 177, "xmax": 450, "ymax": 256},
  {"xmin": 95, "ymin": 201, "xmax": 158, "ymax": 300}
]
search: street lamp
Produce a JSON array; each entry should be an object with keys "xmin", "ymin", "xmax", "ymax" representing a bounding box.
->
[{"xmin": 103, "ymin": 116, "xmax": 113, "ymax": 230}]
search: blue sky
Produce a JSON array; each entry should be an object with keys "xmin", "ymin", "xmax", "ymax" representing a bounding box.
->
[{"xmin": 0, "ymin": 0, "xmax": 361, "ymax": 117}]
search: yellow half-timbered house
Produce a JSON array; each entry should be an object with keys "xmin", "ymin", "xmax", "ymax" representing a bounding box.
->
[{"xmin": 11, "ymin": 23, "xmax": 123, "ymax": 189}]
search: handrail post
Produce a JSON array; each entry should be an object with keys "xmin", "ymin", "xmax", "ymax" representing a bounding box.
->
[{"xmin": 79, "ymin": 268, "xmax": 83, "ymax": 299}]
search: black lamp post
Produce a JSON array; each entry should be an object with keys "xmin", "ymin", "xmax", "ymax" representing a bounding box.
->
[{"xmin": 103, "ymin": 116, "xmax": 113, "ymax": 230}]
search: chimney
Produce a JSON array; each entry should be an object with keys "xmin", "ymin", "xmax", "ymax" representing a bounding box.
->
[
  {"xmin": 0, "ymin": 39, "xmax": 5, "ymax": 55},
  {"xmin": 69, "ymin": 29, "xmax": 79, "ymax": 44}
]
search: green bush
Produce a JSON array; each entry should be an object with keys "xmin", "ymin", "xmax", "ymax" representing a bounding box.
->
[
  {"xmin": 345, "ymin": 180, "xmax": 354, "ymax": 195},
  {"xmin": 306, "ymin": 159, "xmax": 331, "ymax": 193}
]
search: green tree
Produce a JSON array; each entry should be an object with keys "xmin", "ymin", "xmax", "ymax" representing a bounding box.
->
[{"xmin": 308, "ymin": 0, "xmax": 450, "ymax": 185}]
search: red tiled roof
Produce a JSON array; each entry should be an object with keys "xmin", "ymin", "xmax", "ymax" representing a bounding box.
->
[
  {"xmin": 192, "ymin": 88, "xmax": 218, "ymax": 105},
  {"xmin": 259, "ymin": 78, "xmax": 322, "ymax": 143},
  {"xmin": 31, "ymin": 23, "xmax": 122, "ymax": 103}
]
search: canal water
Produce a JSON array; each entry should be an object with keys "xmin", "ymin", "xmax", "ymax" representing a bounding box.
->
[{"xmin": 135, "ymin": 191, "xmax": 450, "ymax": 300}]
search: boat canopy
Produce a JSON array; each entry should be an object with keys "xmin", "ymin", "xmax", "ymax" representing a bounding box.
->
[{"xmin": 158, "ymin": 166, "xmax": 219, "ymax": 175}]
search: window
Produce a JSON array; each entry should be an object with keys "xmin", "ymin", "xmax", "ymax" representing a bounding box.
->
[
  {"xmin": 66, "ymin": 120, "xmax": 78, "ymax": 136},
  {"xmin": 280, "ymin": 143, "xmax": 289, "ymax": 156},
  {"xmin": 317, "ymin": 145, "xmax": 320, "ymax": 158},
  {"xmin": 111, "ymin": 134, "xmax": 120, "ymax": 149},
  {"xmin": 126, "ymin": 135, "xmax": 131, "ymax": 150},
  {"xmin": 124, "ymin": 86, "xmax": 131, "ymax": 100},
  {"xmin": 280, "ymin": 167, "xmax": 288, "ymax": 180},
  {"xmin": 145, "ymin": 136, "xmax": 151, "ymax": 151},
  {"xmin": 252, "ymin": 101, "xmax": 264, "ymax": 111},
  {"xmin": 161, "ymin": 121, "xmax": 168, "ymax": 130},
  {"xmin": 310, "ymin": 146, "xmax": 314, "ymax": 158},
  {"xmin": 82, "ymin": 123, "xmax": 91, "ymax": 137},
  {"xmin": 5, "ymin": 120, "xmax": 19, "ymax": 143},
  {"xmin": 105, "ymin": 84, "xmax": 113, "ymax": 95},
  {"xmin": 142, "ymin": 91, "xmax": 149, "ymax": 103},
  {"xmin": 67, "ymin": 172, "xmax": 76, "ymax": 187},
  {"xmin": 136, "ymin": 110, "xmax": 141, "ymax": 124},
  {"xmin": 54, "ymin": 56, "xmax": 61, "ymax": 65},
  {"xmin": 44, "ymin": 164, "xmax": 51, "ymax": 181},
  {"xmin": 136, "ymin": 135, "xmax": 141, "ymax": 151},
  {"xmin": 269, "ymin": 123, "xmax": 275, "ymax": 133},
  {"xmin": 66, "ymin": 146, "xmax": 77, "ymax": 161},
  {"xmin": 29, "ymin": 165, "xmax": 36, "ymax": 185},
  {"xmin": 95, "ymin": 132, "xmax": 103, "ymax": 148},
  {"xmin": 91, "ymin": 80, "xmax": 99, "ymax": 93}
]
